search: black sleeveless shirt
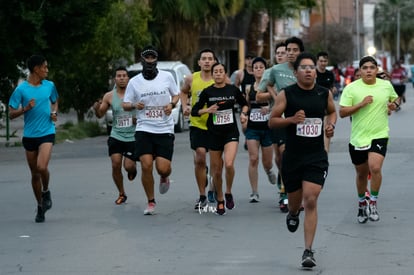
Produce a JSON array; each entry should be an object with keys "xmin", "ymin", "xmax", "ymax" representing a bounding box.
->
[
  {"xmin": 247, "ymin": 87, "xmax": 269, "ymax": 130},
  {"xmin": 284, "ymin": 84, "xmax": 329, "ymax": 154}
]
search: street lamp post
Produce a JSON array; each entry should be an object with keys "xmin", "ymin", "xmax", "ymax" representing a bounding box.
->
[
  {"xmin": 396, "ymin": 7, "xmax": 400, "ymax": 61},
  {"xmin": 355, "ymin": 0, "xmax": 361, "ymax": 60}
]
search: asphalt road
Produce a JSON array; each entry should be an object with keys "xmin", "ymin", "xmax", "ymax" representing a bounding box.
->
[{"xmin": 1, "ymin": 86, "xmax": 414, "ymax": 274}]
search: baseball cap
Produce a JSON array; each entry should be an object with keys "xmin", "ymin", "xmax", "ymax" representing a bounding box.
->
[
  {"xmin": 245, "ymin": 52, "xmax": 256, "ymax": 59},
  {"xmin": 141, "ymin": 45, "xmax": 158, "ymax": 58}
]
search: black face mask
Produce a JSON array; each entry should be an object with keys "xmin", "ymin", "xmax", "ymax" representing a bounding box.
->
[{"xmin": 142, "ymin": 59, "xmax": 158, "ymax": 80}]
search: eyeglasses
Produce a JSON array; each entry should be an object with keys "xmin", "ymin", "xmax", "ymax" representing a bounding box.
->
[{"xmin": 298, "ymin": 65, "xmax": 316, "ymax": 70}]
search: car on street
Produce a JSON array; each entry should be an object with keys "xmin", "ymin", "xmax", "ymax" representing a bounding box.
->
[{"xmin": 105, "ymin": 61, "xmax": 192, "ymax": 133}]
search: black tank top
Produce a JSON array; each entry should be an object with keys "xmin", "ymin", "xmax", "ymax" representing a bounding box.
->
[
  {"xmin": 284, "ymin": 84, "xmax": 329, "ymax": 154},
  {"xmin": 240, "ymin": 69, "xmax": 255, "ymax": 95},
  {"xmin": 247, "ymin": 87, "xmax": 269, "ymax": 130}
]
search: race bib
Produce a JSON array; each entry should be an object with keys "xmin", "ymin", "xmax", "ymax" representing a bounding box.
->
[
  {"xmin": 296, "ymin": 118, "xmax": 322, "ymax": 137},
  {"xmin": 115, "ymin": 115, "xmax": 133, "ymax": 128},
  {"xmin": 145, "ymin": 106, "xmax": 164, "ymax": 120},
  {"xmin": 249, "ymin": 108, "xmax": 269, "ymax": 122},
  {"xmin": 213, "ymin": 109, "xmax": 233, "ymax": 125}
]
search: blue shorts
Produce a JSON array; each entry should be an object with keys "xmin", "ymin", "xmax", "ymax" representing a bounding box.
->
[
  {"xmin": 245, "ymin": 128, "xmax": 272, "ymax": 147},
  {"xmin": 22, "ymin": 134, "xmax": 55, "ymax": 151}
]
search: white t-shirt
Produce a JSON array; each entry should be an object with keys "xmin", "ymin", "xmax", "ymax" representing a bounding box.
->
[{"xmin": 124, "ymin": 70, "xmax": 178, "ymax": 134}]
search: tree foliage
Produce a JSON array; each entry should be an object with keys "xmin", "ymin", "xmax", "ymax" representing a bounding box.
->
[
  {"xmin": 374, "ymin": 0, "xmax": 414, "ymax": 61},
  {"xmin": 0, "ymin": 0, "xmax": 150, "ymax": 121},
  {"xmin": 305, "ymin": 23, "xmax": 353, "ymax": 65},
  {"xmin": 0, "ymin": 0, "xmax": 313, "ymax": 120}
]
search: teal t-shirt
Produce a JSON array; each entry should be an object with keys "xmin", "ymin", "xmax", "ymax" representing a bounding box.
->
[
  {"xmin": 9, "ymin": 80, "xmax": 58, "ymax": 138},
  {"xmin": 339, "ymin": 78, "xmax": 398, "ymax": 147},
  {"xmin": 258, "ymin": 63, "xmax": 296, "ymax": 93},
  {"xmin": 110, "ymin": 90, "xmax": 136, "ymax": 142}
]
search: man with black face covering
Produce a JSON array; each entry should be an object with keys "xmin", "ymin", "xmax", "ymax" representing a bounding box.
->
[{"xmin": 122, "ymin": 45, "xmax": 180, "ymax": 215}]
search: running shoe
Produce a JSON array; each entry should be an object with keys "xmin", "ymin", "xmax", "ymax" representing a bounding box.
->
[
  {"xmin": 249, "ymin": 193, "xmax": 260, "ymax": 203},
  {"xmin": 207, "ymin": 190, "xmax": 216, "ymax": 203},
  {"xmin": 159, "ymin": 177, "xmax": 170, "ymax": 194},
  {"xmin": 35, "ymin": 205, "xmax": 45, "ymax": 223},
  {"xmin": 194, "ymin": 196, "xmax": 208, "ymax": 210},
  {"xmin": 144, "ymin": 202, "xmax": 156, "ymax": 215},
  {"xmin": 267, "ymin": 171, "xmax": 277, "ymax": 185},
  {"xmin": 279, "ymin": 193, "xmax": 288, "ymax": 213},
  {"xmin": 115, "ymin": 193, "xmax": 127, "ymax": 205},
  {"xmin": 357, "ymin": 201, "xmax": 370, "ymax": 224},
  {"xmin": 216, "ymin": 200, "xmax": 226, "ymax": 215},
  {"xmin": 301, "ymin": 249, "xmax": 316, "ymax": 268},
  {"xmin": 42, "ymin": 190, "xmax": 52, "ymax": 212},
  {"xmin": 286, "ymin": 212, "xmax": 300, "ymax": 232},
  {"xmin": 225, "ymin": 193, "xmax": 235, "ymax": 210},
  {"xmin": 369, "ymin": 201, "xmax": 380, "ymax": 221}
]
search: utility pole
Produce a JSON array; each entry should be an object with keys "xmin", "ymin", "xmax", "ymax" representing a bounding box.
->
[
  {"xmin": 355, "ymin": 0, "xmax": 361, "ymax": 60},
  {"xmin": 322, "ymin": 0, "xmax": 326, "ymax": 49},
  {"xmin": 396, "ymin": 7, "xmax": 401, "ymax": 61}
]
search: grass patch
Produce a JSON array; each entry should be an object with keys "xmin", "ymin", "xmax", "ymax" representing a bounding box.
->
[{"xmin": 56, "ymin": 121, "xmax": 106, "ymax": 143}]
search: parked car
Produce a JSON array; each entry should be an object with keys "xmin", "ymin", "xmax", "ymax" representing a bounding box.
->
[{"xmin": 105, "ymin": 61, "xmax": 191, "ymax": 133}]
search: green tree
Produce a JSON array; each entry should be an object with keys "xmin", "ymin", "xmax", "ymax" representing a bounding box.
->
[
  {"xmin": 147, "ymin": 0, "xmax": 315, "ymax": 67},
  {"xmin": 374, "ymin": 0, "xmax": 414, "ymax": 61},
  {"xmin": 47, "ymin": 0, "xmax": 150, "ymax": 121},
  {"xmin": 0, "ymin": 0, "xmax": 150, "ymax": 121},
  {"xmin": 306, "ymin": 23, "xmax": 353, "ymax": 65},
  {"xmin": 148, "ymin": 0, "xmax": 245, "ymax": 66}
]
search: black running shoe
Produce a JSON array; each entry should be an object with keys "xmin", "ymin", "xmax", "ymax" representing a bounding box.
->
[
  {"xmin": 35, "ymin": 205, "xmax": 45, "ymax": 223},
  {"xmin": 216, "ymin": 200, "xmax": 226, "ymax": 215},
  {"xmin": 286, "ymin": 212, "xmax": 300, "ymax": 232},
  {"xmin": 225, "ymin": 193, "xmax": 235, "ymax": 210},
  {"xmin": 301, "ymin": 249, "xmax": 316, "ymax": 268},
  {"xmin": 42, "ymin": 190, "xmax": 52, "ymax": 212}
]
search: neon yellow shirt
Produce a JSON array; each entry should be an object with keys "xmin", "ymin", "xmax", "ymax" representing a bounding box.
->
[
  {"xmin": 340, "ymin": 78, "xmax": 398, "ymax": 147},
  {"xmin": 189, "ymin": 71, "xmax": 214, "ymax": 130}
]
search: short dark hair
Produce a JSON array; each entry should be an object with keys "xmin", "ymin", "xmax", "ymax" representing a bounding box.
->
[
  {"xmin": 359, "ymin": 56, "xmax": 377, "ymax": 68},
  {"xmin": 27, "ymin": 55, "xmax": 46, "ymax": 73},
  {"xmin": 211, "ymin": 62, "xmax": 226, "ymax": 74},
  {"xmin": 285, "ymin": 36, "xmax": 305, "ymax": 52},
  {"xmin": 245, "ymin": 52, "xmax": 256, "ymax": 59},
  {"xmin": 317, "ymin": 51, "xmax": 329, "ymax": 59},
  {"xmin": 114, "ymin": 66, "xmax": 128, "ymax": 77},
  {"xmin": 293, "ymin": 52, "xmax": 316, "ymax": 71},
  {"xmin": 252, "ymin": 57, "xmax": 267, "ymax": 68},
  {"xmin": 274, "ymin": 42, "xmax": 286, "ymax": 53},
  {"xmin": 198, "ymin": 48, "xmax": 216, "ymax": 61}
]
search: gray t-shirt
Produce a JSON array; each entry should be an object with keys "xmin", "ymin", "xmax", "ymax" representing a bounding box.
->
[{"xmin": 258, "ymin": 62, "xmax": 296, "ymax": 93}]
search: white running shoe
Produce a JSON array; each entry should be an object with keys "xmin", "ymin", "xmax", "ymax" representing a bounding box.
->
[
  {"xmin": 159, "ymin": 177, "xmax": 170, "ymax": 194},
  {"xmin": 144, "ymin": 202, "xmax": 156, "ymax": 215}
]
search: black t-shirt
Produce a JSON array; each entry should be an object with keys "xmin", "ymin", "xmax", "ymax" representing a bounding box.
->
[
  {"xmin": 316, "ymin": 69, "xmax": 335, "ymax": 90},
  {"xmin": 191, "ymin": 84, "xmax": 248, "ymax": 135},
  {"xmin": 241, "ymin": 69, "xmax": 255, "ymax": 94}
]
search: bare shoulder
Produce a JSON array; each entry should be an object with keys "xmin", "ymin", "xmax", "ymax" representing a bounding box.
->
[{"xmin": 102, "ymin": 90, "xmax": 113, "ymax": 105}]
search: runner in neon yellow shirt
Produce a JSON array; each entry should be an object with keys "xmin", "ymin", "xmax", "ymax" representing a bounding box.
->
[{"xmin": 339, "ymin": 55, "xmax": 400, "ymax": 224}]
